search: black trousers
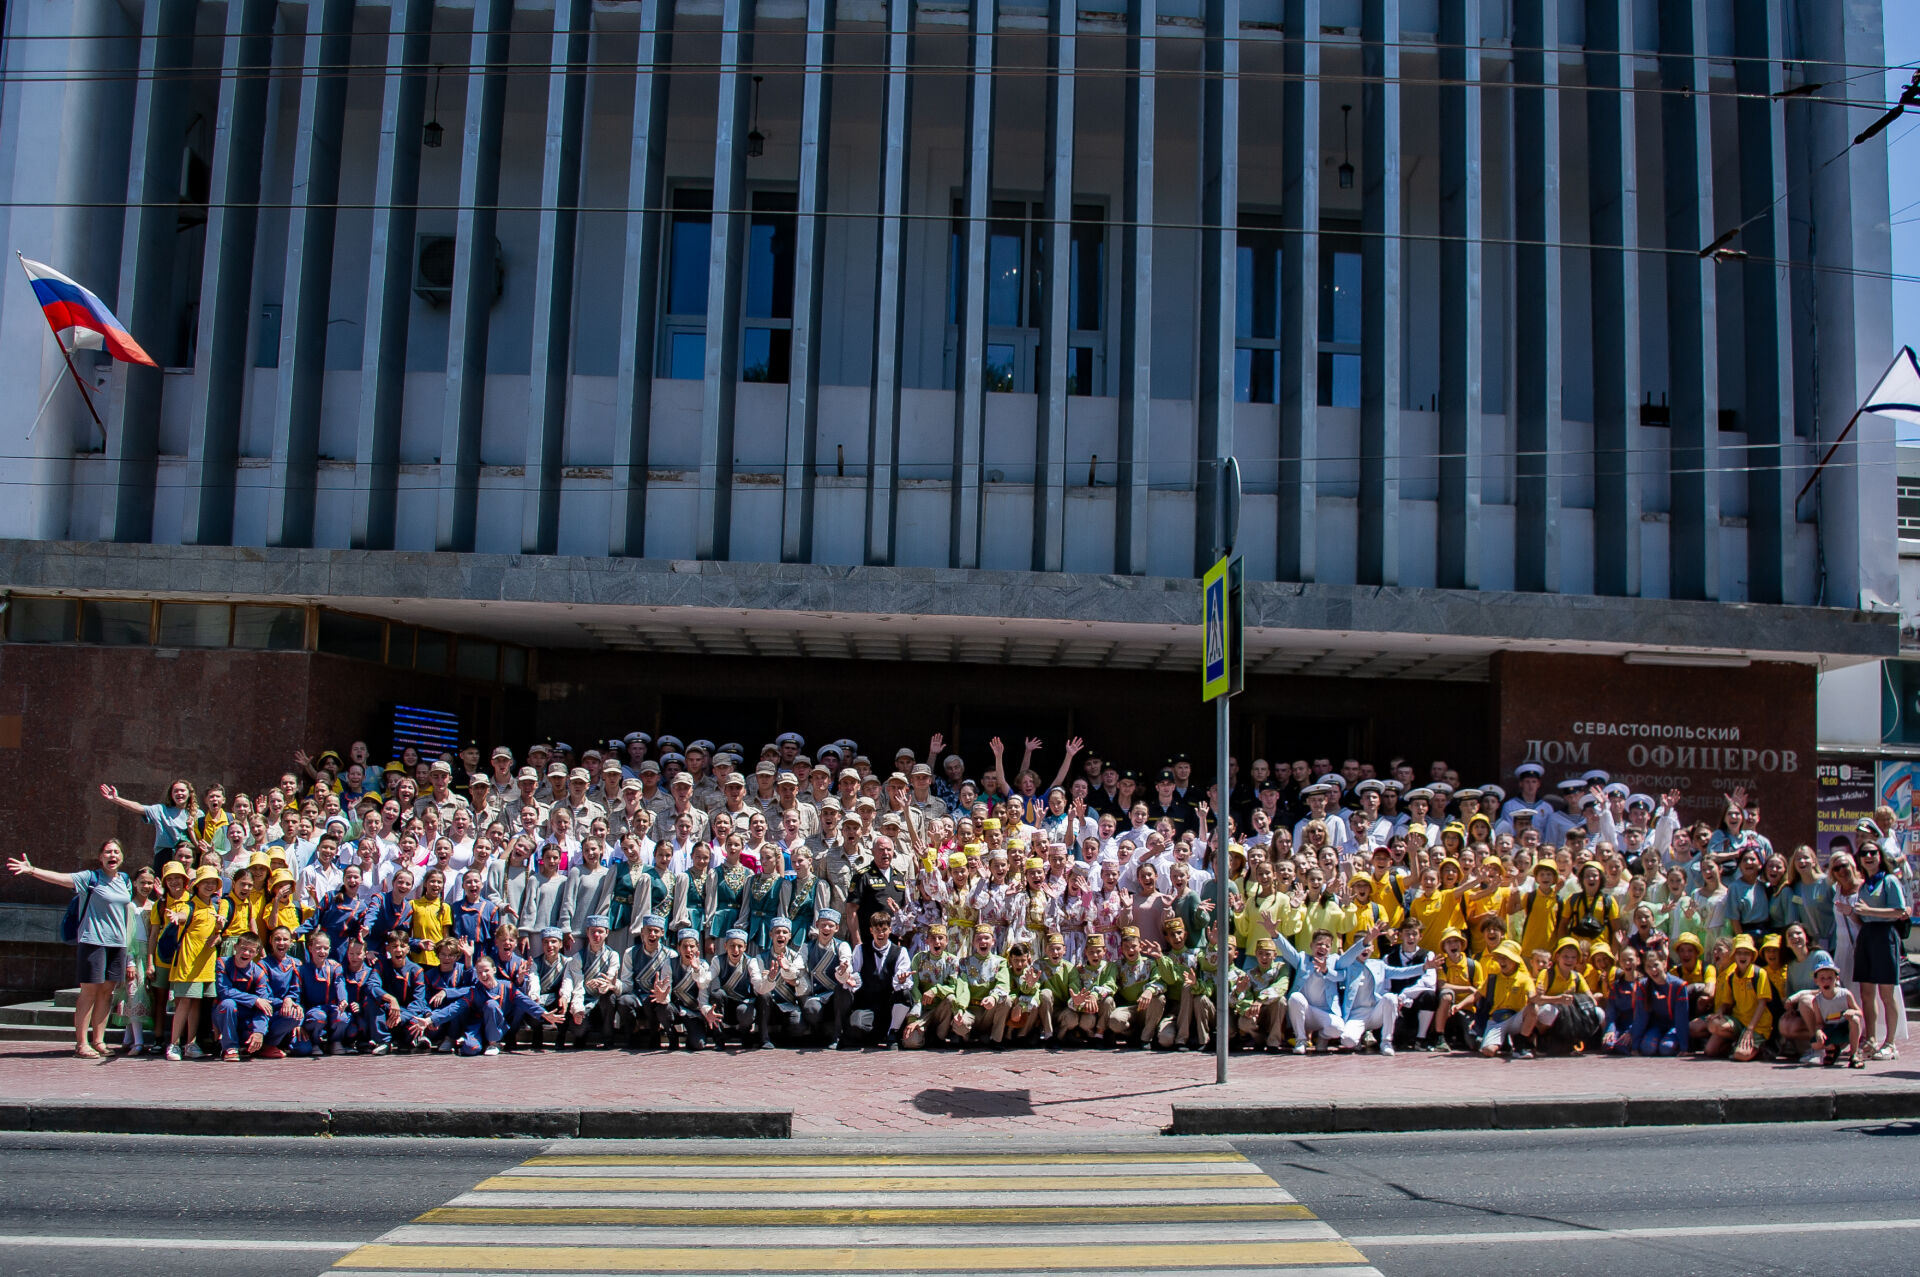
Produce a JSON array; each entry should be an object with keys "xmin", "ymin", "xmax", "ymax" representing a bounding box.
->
[
  {"xmin": 801, "ymin": 987, "xmax": 852, "ymax": 1044},
  {"xmin": 847, "ymin": 989, "xmax": 911, "ymax": 1046},
  {"xmin": 618, "ymin": 994, "xmax": 673, "ymax": 1044},
  {"xmin": 1394, "ymin": 989, "xmax": 1439, "ymax": 1046}
]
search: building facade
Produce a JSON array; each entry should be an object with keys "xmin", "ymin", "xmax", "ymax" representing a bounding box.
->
[{"xmin": 0, "ymin": 0, "xmax": 1907, "ymax": 903}]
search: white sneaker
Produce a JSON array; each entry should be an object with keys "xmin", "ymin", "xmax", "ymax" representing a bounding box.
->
[
  {"xmin": 370, "ymin": 1043, "xmax": 390, "ymax": 1056},
  {"xmin": 184, "ymin": 1043, "xmax": 204, "ymax": 1060},
  {"xmin": 1291, "ymin": 1042, "xmax": 1307, "ymax": 1055},
  {"xmin": 164, "ymin": 1044, "xmax": 182, "ymax": 1062},
  {"xmin": 1378, "ymin": 1040, "xmax": 1395, "ymax": 1056},
  {"xmin": 483, "ymin": 1045, "xmax": 500, "ymax": 1056},
  {"xmin": 1798, "ymin": 1047, "xmax": 1824, "ymax": 1065}
]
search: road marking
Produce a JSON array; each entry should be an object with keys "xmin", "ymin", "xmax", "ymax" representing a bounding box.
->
[
  {"xmin": 511, "ymin": 1160, "xmax": 1244, "ymax": 1179},
  {"xmin": 334, "ymin": 1139, "xmax": 1378, "ymax": 1275},
  {"xmin": 0, "ymin": 1234, "xmax": 356, "ymax": 1252},
  {"xmin": 453, "ymin": 1188, "xmax": 1303, "ymax": 1209},
  {"xmin": 382, "ymin": 1221, "xmax": 1342, "ymax": 1247},
  {"xmin": 529, "ymin": 1151, "xmax": 1245, "ymax": 1166},
  {"xmin": 335, "ymin": 1241, "xmax": 1370, "ymax": 1271},
  {"xmin": 479, "ymin": 1171, "xmax": 1280, "ymax": 1193},
  {"xmin": 416, "ymin": 1203, "xmax": 1318, "ymax": 1226},
  {"xmin": 1348, "ymin": 1217, "xmax": 1920, "ymax": 1247}
]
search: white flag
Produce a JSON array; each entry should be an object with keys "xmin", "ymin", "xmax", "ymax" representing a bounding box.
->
[{"xmin": 1862, "ymin": 346, "xmax": 1920, "ymax": 426}]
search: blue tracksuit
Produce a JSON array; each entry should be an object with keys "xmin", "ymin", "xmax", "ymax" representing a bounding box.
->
[
  {"xmin": 422, "ymin": 962, "xmax": 473, "ymax": 1040},
  {"xmin": 376, "ymin": 954, "xmax": 429, "ymax": 1039},
  {"xmin": 450, "ymin": 978, "xmax": 548, "ymax": 1055},
  {"xmin": 450, "ymin": 898, "xmax": 499, "ymax": 951},
  {"xmin": 315, "ymin": 892, "xmax": 370, "ymax": 952},
  {"xmin": 293, "ymin": 956, "xmax": 350, "ymax": 1054},
  {"xmin": 1628, "ymin": 972, "xmax": 1690, "ymax": 1056},
  {"xmin": 339, "ymin": 961, "xmax": 388, "ymax": 1047}
]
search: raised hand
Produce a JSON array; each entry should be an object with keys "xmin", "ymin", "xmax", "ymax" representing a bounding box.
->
[
  {"xmin": 1063, "ymin": 736, "xmax": 1085, "ymax": 757},
  {"xmin": 929, "ymin": 733, "xmax": 946, "ymax": 756}
]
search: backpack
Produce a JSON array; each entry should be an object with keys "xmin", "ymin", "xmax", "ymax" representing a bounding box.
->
[
  {"xmin": 59, "ymin": 873, "xmax": 96, "ymax": 944},
  {"xmin": 154, "ymin": 900, "xmax": 198, "ymax": 969}
]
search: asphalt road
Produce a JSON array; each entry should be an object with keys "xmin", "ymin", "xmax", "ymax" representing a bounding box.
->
[
  {"xmin": 0, "ymin": 1122, "xmax": 1913, "ymax": 1276},
  {"xmin": 1243, "ymin": 1120, "xmax": 1920, "ymax": 1277}
]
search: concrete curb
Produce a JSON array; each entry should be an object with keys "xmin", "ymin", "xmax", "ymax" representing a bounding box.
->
[
  {"xmin": 0, "ymin": 1099, "xmax": 788, "ymax": 1139},
  {"xmin": 1168, "ymin": 1086, "xmax": 1920, "ymax": 1136}
]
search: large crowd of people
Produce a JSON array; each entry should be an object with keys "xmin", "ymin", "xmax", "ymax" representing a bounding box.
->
[{"xmin": 10, "ymin": 731, "xmax": 1914, "ymax": 1069}]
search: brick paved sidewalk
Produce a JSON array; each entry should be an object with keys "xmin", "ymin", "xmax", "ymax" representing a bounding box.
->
[{"xmin": 1, "ymin": 1040, "xmax": 1910, "ymax": 1135}]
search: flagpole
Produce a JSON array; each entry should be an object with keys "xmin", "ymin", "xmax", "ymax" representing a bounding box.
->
[
  {"xmin": 54, "ymin": 336, "xmax": 104, "ymax": 436},
  {"xmin": 1795, "ymin": 345, "xmax": 1911, "ymax": 510},
  {"xmin": 22, "ymin": 365, "xmax": 64, "ymax": 440}
]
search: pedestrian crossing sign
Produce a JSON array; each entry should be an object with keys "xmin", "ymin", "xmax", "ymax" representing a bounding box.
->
[{"xmin": 1203, "ymin": 555, "xmax": 1231, "ymax": 702}]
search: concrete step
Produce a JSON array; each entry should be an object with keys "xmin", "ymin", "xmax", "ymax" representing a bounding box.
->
[
  {"xmin": 53, "ymin": 988, "xmax": 79, "ymax": 1009},
  {"xmin": 0, "ymin": 1023, "xmax": 123, "ymax": 1045},
  {"xmin": 0, "ymin": 1002, "xmax": 76, "ymax": 1028}
]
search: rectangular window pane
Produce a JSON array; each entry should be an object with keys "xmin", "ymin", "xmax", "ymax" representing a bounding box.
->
[
  {"xmin": 80, "ymin": 600, "xmax": 150, "ymax": 645},
  {"xmin": 746, "ymin": 192, "xmax": 797, "ymax": 321},
  {"xmin": 157, "ymin": 603, "xmax": 230, "ymax": 648},
  {"xmin": 233, "ymin": 605, "xmax": 304, "ymax": 650},
  {"xmin": 988, "ymin": 216, "xmax": 1025, "ymax": 329},
  {"xmin": 317, "ymin": 610, "xmax": 384, "ymax": 662},
  {"xmin": 742, "ymin": 326, "xmax": 791, "ymax": 384},
  {"xmin": 1070, "ymin": 206, "xmax": 1103, "ymax": 332},
  {"xmin": 387, "ymin": 623, "xmax": 417, "ymax": 668},
  {"xmin": 416, "ymin": 631, "xmax": 449, "ymax": 674},
  {"xmin": 456, "ymin": 639, "xmax": 499, "ymax": 682},
  {"xmin": 985, "ymin": 343, "xmax": 1016, "ymax": 393},
  {"xmin": 1068, "ymin": 346, "xmax": 1094, "ymax": 397},
  {"xmin": 669, "ymin": 332, "xmax": 706, "ymax": 381},
  {"xmin": 7, "ymin": 597, "xmax": 75, "ymax": 643},
  {"xmin": 502, "ymin": 646, "xmax": 528, "ymax": 686},
  {"xmin": 1328, "ymin": 250, "xmax": 1361, "ymax": 345},
  {"xmin": 1239, "ymin": 348, "xmax": 1278, "ymax": 405},
  {"xmin": 666, "ymin": 189, "xmax": 713, "ymax": 316},
  {"xmin": 1319, "ymin": 352, "xmax": 1362, "ymax": 408}
]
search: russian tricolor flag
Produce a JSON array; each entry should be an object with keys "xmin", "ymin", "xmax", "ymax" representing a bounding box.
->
[{"xmin": 18, "ymin": 255, "xmax": 155, "ymax": 366}]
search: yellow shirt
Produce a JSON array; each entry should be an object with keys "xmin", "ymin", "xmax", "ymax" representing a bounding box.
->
[
  {"xmin": 1486, "ymin": 965, "xmax": 1536, "ymax": 1016},
  {"xmin": 1512, "ymin": 887, "xmax": 1560, "ymax": 958},
  {"xmin": 1542, "ymin": 967, "xmax": 1589, "ymax": 998},
  {"xmin": 1673, "ymin": 957, "xmax": 1717, "ymax": 999},
  {"xmin": 1463, "ymin": 885, "xmax": 1512, "ymax": 947},
  {"xmin": 257, "ymin": 899, "xmax": 307, "ymax": 941},
  {"xmin": 410, "ymin": 897, "xmax": 453, "ymax": 959},
  {"xmin": 1408, "ymin": 888, "xmax": 1464, "ymax": 953},
  {"xmin": 1339, "ymin": 900, "xmax": 1392, "ymax": 950},
  {"xmin": 168, "ymin": 896, "xmax": 222, "ymax": 984},
  {"xmin": 1367, "ymin": 869, "xmax": 1409, "ymax": 927},
  {"xmin": 1714, "ymin": 964, "xmax": 1773, "ymax": 1035},
  {"xmin": 1436, "ymin": 953, "xmax": 1481, "ymax": 995},
  {"xmin": 1235, "ymin": 890, "xmax": 1294, "ymax": 955}
]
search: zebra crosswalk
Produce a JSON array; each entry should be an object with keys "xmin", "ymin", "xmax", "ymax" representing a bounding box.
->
[{"xmin": 330, "ymin": 1139, "xmax": 1380, "ymax": 1275}]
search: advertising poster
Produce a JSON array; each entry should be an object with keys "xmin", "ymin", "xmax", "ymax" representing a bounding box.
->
[{"xmin": 1815, "ymin": 758, "xmax": 1877, "ymax": 860}]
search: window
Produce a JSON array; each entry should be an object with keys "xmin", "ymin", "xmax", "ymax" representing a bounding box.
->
[
  {"xmin": 387, "ymin": 623, "xmax": 417, "ymax": 668},
  {"xmin": 157, "ymin": 603, "xmax": 231, "ymax": 648},
  {"xmin": 455, "ymin": 639, "xmax": 499, "ymax": 682},
  {"xmin": 1900, "ymin": 482, "xmax": 1920, "ymax": 539},
  {"xmin": 416, "ymin": 630, "xmax": 450, "ymax": 675},
  {"xmin": 80, "ymin": 600, "xmax": 151, "ymax": 645},
  {"xmin": 1318, "ymin": 223, "xmax": 1362, "ymax": 409},
  {"xmin": 948, "ymin": 198, "xmax": 1104, "ymax": 395},
  {"xmin": 318, "ymin": 610, "xmax": 385, "ymax": 663},
  {"xmin": 660, "ymin": 188, "xmax": 798, "ymax": 383},
  {"xmin": 232, "ymin": 605, "xmax": 305, "ymax": 651},
  {"xmin": 1236, "ymin": 214, "xmax": 1283, "ymax": 404},
  {"xmin": 1232, "ymin": 216, "xmax": 1360, "ymax": 407},
  {"xmin": 6, "ymin": 597, "xmax": 75, "ymax": 643}
]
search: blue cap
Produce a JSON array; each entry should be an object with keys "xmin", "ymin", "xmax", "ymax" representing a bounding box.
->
[
  {"xmin": 676, "ymin": 928, "xmax": 699, "ymax": 943},
  {"xmin": 770, "ymin": 916, "xmax": 793, "ymax": 931},
  {"xmin": 641, "ymin": 913, "xmax": 666, "ymax": 929},
  {"xmin": 723, "ymin": 928, "xmax": 748, "ymax": 941},
  {"xmin": 540, "ymin": 927, "xmax": 563, "ymax": 940},
  {"xmin": 817, "ymin": 908, "xmax": 841, "ymax": 923},
  {"xmin": 585, "ymin": 914, "xmax": 610, "ymax": 929}
]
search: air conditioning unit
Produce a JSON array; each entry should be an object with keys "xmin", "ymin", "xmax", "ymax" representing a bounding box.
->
[{"xmin": 413, "ymin": 234, "xmax": 505, "ymax": 307}]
